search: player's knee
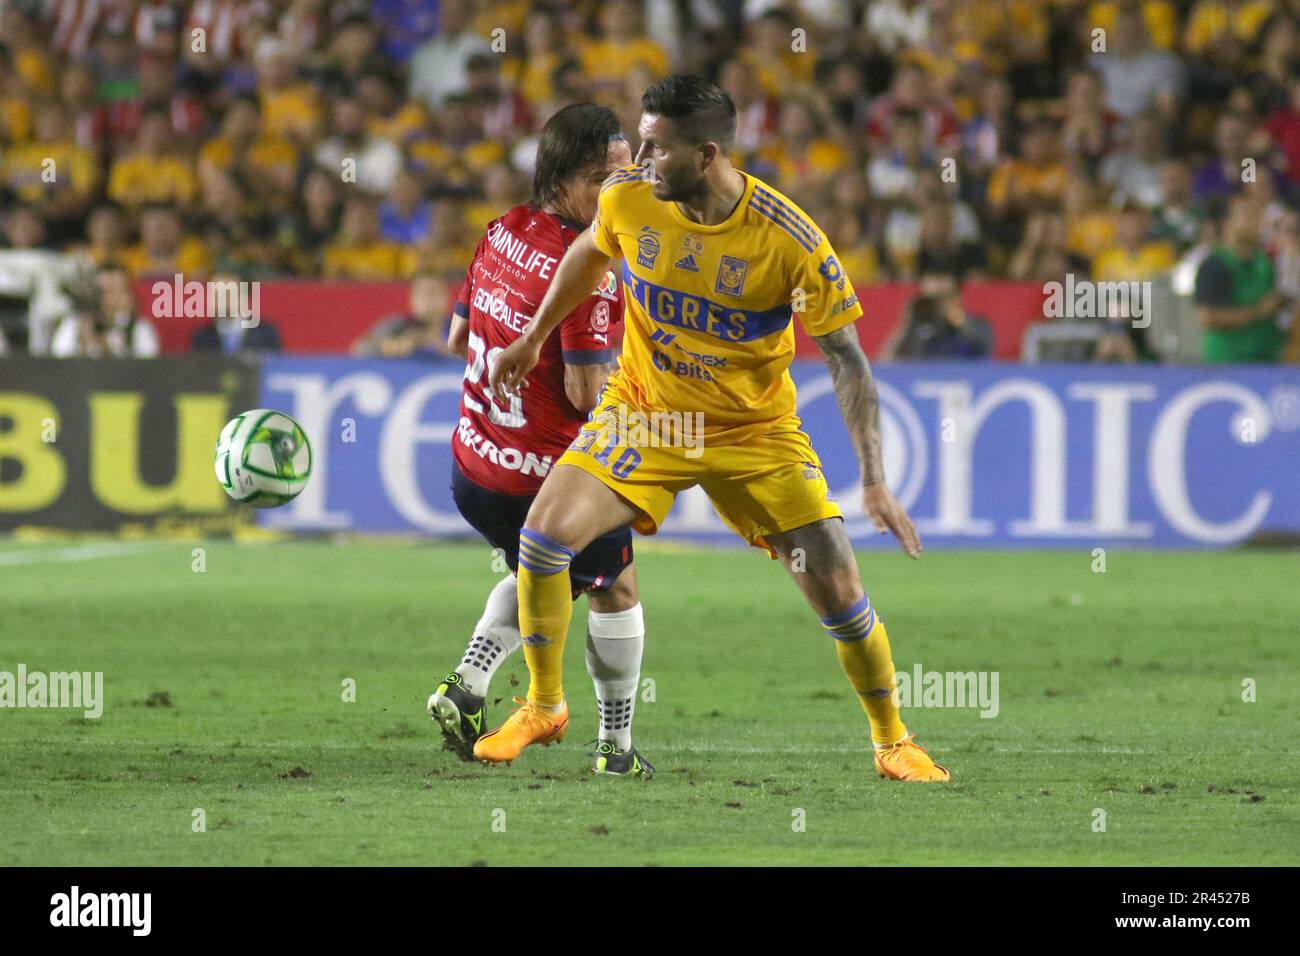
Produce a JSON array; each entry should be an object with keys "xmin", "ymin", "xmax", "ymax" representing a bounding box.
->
[
  {"xmin": 522, "ymin": 492, "xmax": 579, "ymax": 550},
  {"xmin": 517, "ymin": 527, "xmax": 576, "ymax": 577}
]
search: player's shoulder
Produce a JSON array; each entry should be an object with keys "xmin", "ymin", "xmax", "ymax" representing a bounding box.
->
[
  {"xmin": 600, "ymin": 163, "xmax": 650, "ymax": 196},
  {"xmin": 743, "ymin": 173, "xmax": 827, "ymax": 256},
  {"xmin": 494, "ymin": 201, "xmax": 572, "ymax": 247}
]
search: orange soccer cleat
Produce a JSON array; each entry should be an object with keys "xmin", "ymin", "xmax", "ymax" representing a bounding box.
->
[
  {"xmin": 472, "ymin": 697, "xmax": 569, "ymax": 763},
  {"xmin": 874, "ymin": 734, "xmax": 951, "ymax": 782}
]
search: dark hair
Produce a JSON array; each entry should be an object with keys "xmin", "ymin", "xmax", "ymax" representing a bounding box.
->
[
  {"xmin": 531, "ymin": 102, "xmax": 624, "ymax": 206},
  {"xmin": 641, "ymin": 75, "xmax": 737, "ymax": 151}
]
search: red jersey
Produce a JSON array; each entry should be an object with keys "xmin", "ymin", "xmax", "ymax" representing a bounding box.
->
[{"xmin": 453, "ymin": 203, "xmax": 623, "ymax": 495}]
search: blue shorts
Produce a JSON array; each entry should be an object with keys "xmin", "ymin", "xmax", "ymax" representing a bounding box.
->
[{"xmin": 451, "ymin": 463, "xmax": 633, "ymax": 599}]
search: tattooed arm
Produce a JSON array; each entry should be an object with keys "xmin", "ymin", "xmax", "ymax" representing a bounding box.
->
[{"xmin": 813, "ymin": 324, "xmax": 922, "ymax": 558}]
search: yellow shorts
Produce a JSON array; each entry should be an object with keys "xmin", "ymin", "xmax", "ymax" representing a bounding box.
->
[{"xmin": 557, "ymin": 393, "xmax": 842, "ymax": 557}]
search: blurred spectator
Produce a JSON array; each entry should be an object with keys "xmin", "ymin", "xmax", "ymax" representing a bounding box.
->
[
  {"xmin": 71, "ymin": 203, "xmax": 129, "ymax": 267},
  {"xmin": 502, "ymin": 9, "xmax": 566, "ymax": 108},
  {"xmin": 408, "ymin": 0, "xmax": 488, "ymax": 110},
  {"xmin": 323, "ymin": 196, "xmax": 409, "ymax": 279},
  {"xmin": 1100, "ymin": 111, "xmax": 1169, "ymax": 209},
  {"xmin": 189, "ymin": 270, "xmax": 283, "ymax": 353},
  {"xmin": 1183, "ymin": 0, "xmax": 1276, "ymax": 61},
  {"xmin": 379, "ymin": 167, "xmax": 432, "ymax": 245},
  {"xmin": 197, "ymin": 168, "xmax": 277, "ymax": 275},
  {"xmin": 464, "ymin": 53, "xmax": 533, "ymax": 143},
  {"xmin": 739, "ymin": 9, "xmax": 815, "ymax": 100},
  {"xmin": 960, "ymin": 75, "xmax": 1015, "ymax": 200},
  {"xmin": 867, "ymin": 0, "xmax": 931, "ymax": 55},
  {"xmin": 1265, "ymin": 77, "xmax": 1300, "ymax": 186},
  {"xmin": 1008, "ymin": 210, "xmax": 1070, "ymax": 281},
  {"xmin": 1195, "ymin": 193, "xmax": 1289, "ymax": 363},
  {"xmin": 352, "ymin": 270, "xmax": 456, "ymax": 357},
  {"xmin": 886, "ymin": 273, "xmax": 993, "ymax": 360},
  {"xmin": 284, "ymin": 168, "xmax": 342, "ymax": 273},
  {"xmin": 1088, "ymin": 1, "xmax": 1180, "ymax": 51},
  {"xmin": 198, "ymin": 94, "xmax": 297, "ymax": 193},
  {"xmin": 371, "ymin": 0, "xmax": 440, "ymax": 64},
  {"xmin": 121, "ymin": 204, "xmax": 211, "ymax": 278},
  {"xmin": 314, "ymin": 95, "xmax": 402, "ymax": 195},
  {"xmin": 987, "ymin": 119, "xmax": 1069, "ymax": 241},
  {"xmin": 1093, "ymin": 202, "xmax": 1178, "ymax": 360},
  {"xmin": 868, "ymin": 109, "xmax": 933, "ymax": 204},
  {"xmin": 360, "ymin": 67, "xmax": 426, "ymax": 145},
  {"xmin": 1152, "ymin": 159, "xmax": 1201, "ymax": 247},
  {"xmin": 255, "ymin": 37, "xmax": 322, "ymax": 143},
  {"xmin": 3, "ymin": 205, "xmax": 49, "ymax": 250},
  {"xmin": 916, "ymin": 199, "xmax": 986, "ymax": 281},
  {"xmin": 1191, "ymin": 110, "xmax": 1261, "ymax": 204},
  {"xmin": 1089, "ymin": 5, "xmax": 1185, "ymax": 123},
  {"xmin": 866, "ymin": 61, "xmax": 958, "ymax": 155},
  {"xmin": 50, "ymin": 263, "xmax": 159, "ymax": 358},
  {"xmin": 761, "ymin": 96, "xmax": 849, "ymax": 198},
  {"xmin": 1059, "ymin": 69, "xmax": 1118, "ymax": 169},
  {"xmin": 1251, "ymin": 13, "xmax": 1299, "ymax": 116},
  {"xmin": 3, "ymin": 100, "xmax": 99, "ymax": 242},
  {"xmin": 1063, "ymin": 176, "xmax": 1119, "ymax": 269},
  {"xmin": 579, "ymin": 0, "xmax": 670, "ymax": 94},
  {"xmin": 106, "ymin": 108, "xmax": 195, "ymax": 210}
]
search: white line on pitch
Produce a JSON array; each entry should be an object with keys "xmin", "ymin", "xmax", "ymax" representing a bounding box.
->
[{"xmin": 0, "ymin": 542, "xmax": 163, "ymax": 567}]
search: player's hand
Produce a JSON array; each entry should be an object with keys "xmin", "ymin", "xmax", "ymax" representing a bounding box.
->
[
  {"xmin": 863, "ymin": 482, "xmax": 922, "ymax": 559},
  {"xmin": 490, "ymin": 333, "xmax": 542, "ymax": 397}
]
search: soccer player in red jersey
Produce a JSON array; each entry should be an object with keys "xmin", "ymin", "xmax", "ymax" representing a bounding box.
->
[{"xmin": 428, "ymin": 104, "xmax": 652, "ymax": 776}]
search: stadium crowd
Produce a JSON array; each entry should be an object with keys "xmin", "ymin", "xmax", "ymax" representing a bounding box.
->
[{"xmin": 0, "ymin": 0, "xmax": 1298, "ymax": 363}]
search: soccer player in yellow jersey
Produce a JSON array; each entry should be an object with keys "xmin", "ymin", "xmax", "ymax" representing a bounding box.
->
[{"xmin": 481, "ymin": 76, "xmax": 949, "ymax": 782}]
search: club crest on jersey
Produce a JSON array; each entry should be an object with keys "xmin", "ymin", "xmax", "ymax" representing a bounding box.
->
[
  {"xmin": 590, "ymin": 299, "xmax": 611, "ymax": 333},
  {"xmin": 715, "ymin": 256, "xmax": 748, "ymax": 297},
  {"xmin": 636, "ymin": 226, "xmax": 662, "ymax": 269}
]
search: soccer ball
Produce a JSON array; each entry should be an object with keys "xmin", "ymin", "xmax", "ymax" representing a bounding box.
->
[{"xmin": 214, "ymin": 409, "xmax": 312, "ymax": 508}]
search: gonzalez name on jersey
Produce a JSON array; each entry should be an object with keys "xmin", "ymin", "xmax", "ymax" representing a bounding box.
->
[{"xmin": 454, "ymin": 202, "xmax": 624, "ymax": 495}]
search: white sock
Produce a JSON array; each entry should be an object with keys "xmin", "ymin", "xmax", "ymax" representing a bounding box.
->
[
  {"xmin": 585, "ymin": 602, "xmax": 645, "ymax": 751},
  {"xmin": 453, "ymin": 575, "xmax": 522, "ymax": 697}
]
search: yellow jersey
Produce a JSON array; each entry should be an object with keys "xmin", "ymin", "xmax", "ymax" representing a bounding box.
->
[{"xmin": 590, "ymin": 166, "xmax": 862, "ymax": 440}]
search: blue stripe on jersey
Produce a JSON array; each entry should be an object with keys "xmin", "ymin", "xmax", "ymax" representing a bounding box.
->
[
  {"xmin": 621, "ymin": 261, "xmax": 793, "ymax": 342},
  {"xmin": 751, "ymin": 185, "xmax": 822, "ymax": 246},
  {"xmin": 562, "ymin": 347, "xmax": 614, "ymax": 366},
  {"xmin": 748, "ymin": 194, "xmax": 820, "ymax": 253},
  {"xmin": 601, "ymin": 170, "xmax": 645, "ymax": 190},
  {"xmin": 453, "ymin": 300, "xmax": 470, "ymax": 318}
]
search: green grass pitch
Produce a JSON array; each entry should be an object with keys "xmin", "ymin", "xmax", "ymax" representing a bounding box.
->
[{"xmin": 1, "ymin": 538, "xmax": 1297, "ymax": 866}]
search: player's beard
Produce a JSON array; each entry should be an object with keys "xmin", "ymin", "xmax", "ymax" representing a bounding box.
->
[{"xmin": 653, "ymin": 168, "xmax": 707, "ymax": 204}]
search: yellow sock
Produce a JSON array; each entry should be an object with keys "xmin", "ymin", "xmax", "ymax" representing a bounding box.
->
[
  {"xmin": 517, "ymin": 529, "xmax": 576, "ymax": 707},
  {"xmin": 822, "ymin": 596, "xmax": 908, "ymax": 746}
]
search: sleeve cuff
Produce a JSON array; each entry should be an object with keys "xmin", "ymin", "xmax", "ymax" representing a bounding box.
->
[{"xmin": 562, "ymin": 348, "xmax": 615, "ymax": 366}]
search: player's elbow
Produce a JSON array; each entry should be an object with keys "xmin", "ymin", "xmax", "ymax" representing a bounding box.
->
[{"xmin": 447, "ymin": 317, "xmax": 469, "ymax": 358}]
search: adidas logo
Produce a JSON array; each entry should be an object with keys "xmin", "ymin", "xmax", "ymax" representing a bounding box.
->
[{"xmin": 674, "ymin": 253, "xmax": 699, "ymax": 272}]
